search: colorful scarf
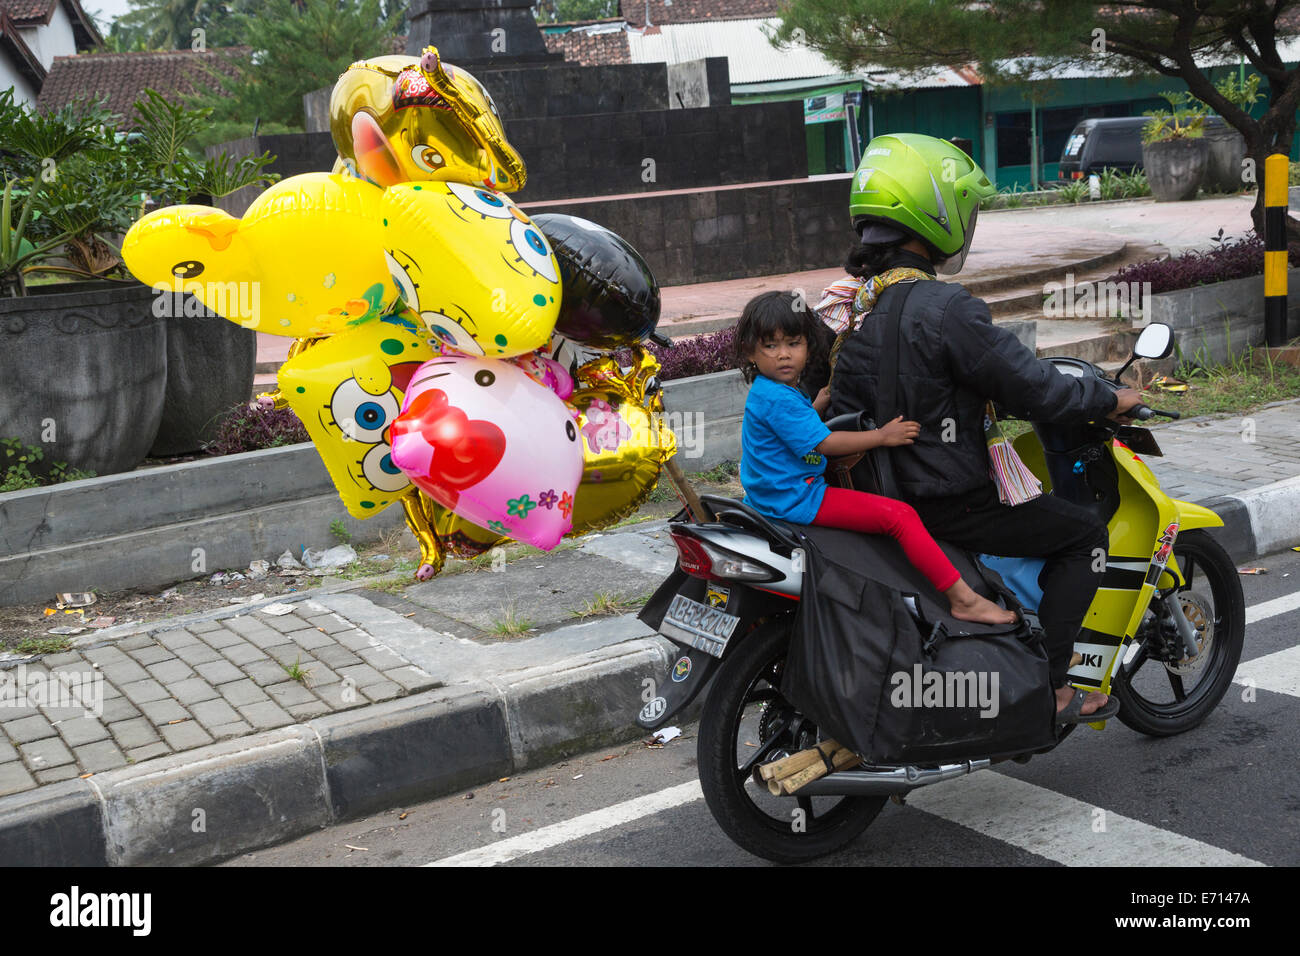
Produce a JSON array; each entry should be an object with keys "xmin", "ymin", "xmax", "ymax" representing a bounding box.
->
[{"xmin": 817, "ymin": 267, "xmax": 932, "ymax": 381}]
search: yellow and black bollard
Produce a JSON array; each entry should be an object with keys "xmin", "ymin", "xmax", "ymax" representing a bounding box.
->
[{"xmin": 1264, "ymin": 153, "xmax": 1289, "ymax": 347}]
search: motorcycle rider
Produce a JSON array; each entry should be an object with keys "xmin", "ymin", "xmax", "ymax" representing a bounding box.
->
[{"xmin": 823, "ymin": 133, "xmax": 1143, "ymax": 722}]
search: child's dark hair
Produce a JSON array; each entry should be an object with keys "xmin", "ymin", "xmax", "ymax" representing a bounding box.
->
[
  {"xmin": 733, "ymin": 290, "xmax": 828, "ymax": 385},
  {"xmin": 844, "ymin": 237, "xmax": 909, "ymax": 279}
]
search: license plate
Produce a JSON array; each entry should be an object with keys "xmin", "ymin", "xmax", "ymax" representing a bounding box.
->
[{"xmin": 660, "ymin": 593, "xmax": 740, "ymax": 658}]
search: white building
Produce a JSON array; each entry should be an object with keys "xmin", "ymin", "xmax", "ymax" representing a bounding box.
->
[{"xmin": 1, "ymin": 0, "xmax": 102, "ymax": 108}]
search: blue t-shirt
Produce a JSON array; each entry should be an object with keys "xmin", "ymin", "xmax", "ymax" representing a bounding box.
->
[{"xmin": 740, "ymin": 375, "xmax": 831, "ymax": 524}]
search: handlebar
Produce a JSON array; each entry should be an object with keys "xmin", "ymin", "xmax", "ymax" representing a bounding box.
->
[{"xmin": 1131, "ymin": 404, "xmax": 1181, "ymax": 421}]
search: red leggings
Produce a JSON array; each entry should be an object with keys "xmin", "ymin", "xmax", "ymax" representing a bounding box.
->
[{"xmin": 811, "ymin": 486, "xmax": 961, "ymax": 592}]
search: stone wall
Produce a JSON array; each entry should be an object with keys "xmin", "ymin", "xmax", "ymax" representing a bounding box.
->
[
  {"xmin": 214, "ymin": 101, "xmax": 806, "ymax": 214},
  {"xmin": 523, "ymin": 176, "xmax": 854, "ymax": 286}
]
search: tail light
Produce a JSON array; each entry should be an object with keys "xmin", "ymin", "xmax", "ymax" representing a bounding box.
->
[
  {"xmin": 669, "ymin": 531, "xmax": 777, "ymax": 582},
  {"xmin": 1072, "ymin": 171, "xmax": 1084, "ymax": 180}
]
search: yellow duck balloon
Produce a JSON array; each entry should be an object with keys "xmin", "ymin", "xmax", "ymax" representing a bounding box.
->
[{"xmin": 123, "ymin": 173, "xmax": 399, "ymax": 338}]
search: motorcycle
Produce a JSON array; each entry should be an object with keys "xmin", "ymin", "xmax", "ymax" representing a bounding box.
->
[{"xmin": 635, "ymin": 322, "xmax": 1246, "ymax": 863}]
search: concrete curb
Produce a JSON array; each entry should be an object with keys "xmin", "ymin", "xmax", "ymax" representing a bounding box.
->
[
  {"xmin": 1205, "ymin": 475, "xmax": 1300, "ymax": 562},
  {"xmin": 0, "ymin": 635, "xmax": 675, "ymax": 866}
]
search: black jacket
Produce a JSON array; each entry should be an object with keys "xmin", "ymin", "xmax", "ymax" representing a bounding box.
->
[{"xmin": 828, "ymin": 253, "xmax": 1117, "ymax": 500}]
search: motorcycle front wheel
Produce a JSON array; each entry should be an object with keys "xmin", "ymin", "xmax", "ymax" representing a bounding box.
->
[
  {"xmin": 1111, "ymin": 529, "xmax": 1246, "ymax": 736},
  {"xmin": 697, "ymin": 616, "xmax": 886, "ymax": 864}
]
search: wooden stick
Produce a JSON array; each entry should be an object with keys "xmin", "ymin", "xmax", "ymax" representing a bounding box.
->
[
  {"xmin": 759, "ymin": 740, "xmax": 844, "ymax": 782},
  {"xmin": 663, "ymin": 457, "xmax": 706, "ymax": 523},
  {"xmin": 775, "ymin": 747, "xmax": 861, "ymax": 796}
]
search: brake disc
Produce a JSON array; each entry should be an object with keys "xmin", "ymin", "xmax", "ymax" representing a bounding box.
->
[{"xmin": 1165, "ymin": 591, "xmax": 1214, "ymax": 676}]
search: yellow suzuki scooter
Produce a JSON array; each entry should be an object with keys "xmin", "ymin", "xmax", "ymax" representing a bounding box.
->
[{"xmin": 637, "ymin": 322, "xmax": 1246, "ymax": 863}]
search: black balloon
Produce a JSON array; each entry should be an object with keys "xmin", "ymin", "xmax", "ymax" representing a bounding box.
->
[{"xmin": 532, "ymin": 213, "xmax": 661, "ymax": 350}]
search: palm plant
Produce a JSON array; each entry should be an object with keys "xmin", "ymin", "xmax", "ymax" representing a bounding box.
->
[{"xmin": 0, "ymin": 88, "xmax": 276, "ymax": 296}]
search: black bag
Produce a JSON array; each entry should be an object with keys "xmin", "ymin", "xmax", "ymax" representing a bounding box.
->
[{"xmin": 780, "ymin": 526, "xmax": 1058, "ymax": 765}]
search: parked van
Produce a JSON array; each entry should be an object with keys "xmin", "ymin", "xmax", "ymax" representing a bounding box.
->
[
  {"xmin": 1057, "ymin": 117, "xmax": 1146, "ymax": 179},
  {"xmin": 1057, "ymin": 114, "xmax": 1229, "ymax": 180}
]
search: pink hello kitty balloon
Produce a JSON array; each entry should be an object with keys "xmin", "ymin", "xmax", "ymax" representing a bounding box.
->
[{"xmin": 389, "ymin": 355, "xmax": 583, "ymax": 550}]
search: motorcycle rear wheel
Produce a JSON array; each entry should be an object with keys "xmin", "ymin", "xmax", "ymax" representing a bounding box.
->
[
  {"xmin": 697, "ymin": 616, "xmax": 886, "ymax": 864},
  {"xmin": 1111, "ymin": 529, "xmax": 1245, "ymax": 736}
]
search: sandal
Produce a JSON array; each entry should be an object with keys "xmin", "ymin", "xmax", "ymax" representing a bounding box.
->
[{"xmin": 1056, "ymin": 687, "xmax": 1120, "ymax": 724}]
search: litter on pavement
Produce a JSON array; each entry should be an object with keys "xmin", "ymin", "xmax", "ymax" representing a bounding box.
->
[{"xmin": 302, "ymin": 544, "xmax": 357, "ymax": 570}]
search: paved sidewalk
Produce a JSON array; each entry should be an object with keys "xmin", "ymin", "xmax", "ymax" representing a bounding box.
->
[{"xmin": 3, "ymin": 399, "xmax": 1299, "ymax": 865}]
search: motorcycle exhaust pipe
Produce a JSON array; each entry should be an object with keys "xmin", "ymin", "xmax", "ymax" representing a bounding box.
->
[{"xmin": 792, "ymin": 758, "xmax": 992, "ymax": 797}]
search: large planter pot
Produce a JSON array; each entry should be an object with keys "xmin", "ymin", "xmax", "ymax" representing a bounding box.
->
[
  {"xmin": 1203, "ymin": 125, "xmax": 1248, "ymax": 193},
  {"xmin": 150, "ymin": 308, "xmax": 256, "ymax": 456},
  {"xmin": 0, "ymin": 282, "xmax": 166, "ymax": 476},
  {"xmin": 1142, "ymin": 138, "xmax": 1209, "ymax": 202}
]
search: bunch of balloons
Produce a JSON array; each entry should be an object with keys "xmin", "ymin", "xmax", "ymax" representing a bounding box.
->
[{"xmin": 123, "ymin": 45, "xmax": 677, "ymax": 579}]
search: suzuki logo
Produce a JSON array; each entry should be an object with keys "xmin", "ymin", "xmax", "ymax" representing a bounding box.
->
[{"xmin": 1077, "ymin": 653, "xmax": 1103, "ymax": 668}]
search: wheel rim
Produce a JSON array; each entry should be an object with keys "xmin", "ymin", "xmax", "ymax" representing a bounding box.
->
[
  {"xmin": 1119, "ymin": 539, "xmax": 1233, "ymax": 718},
  {"xmin": 724, "ymin": 643, "xmax": 864, "ymax": 836}
]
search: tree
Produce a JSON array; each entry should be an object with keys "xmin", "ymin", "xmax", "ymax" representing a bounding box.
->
[
  {"xmin": 532, "ymin": 0, "xmax": 621, "ymax": 25},
  {"xmin": 113, "ymin": 0, "xmax": 246, "ymax": 50},
  {"xmin": 774, "ymin": 1, "xmax": 1300, "ymax": 244},
  {"xmin": 187, "ymin": 0, "xmax": 404, "ymax": 142}
]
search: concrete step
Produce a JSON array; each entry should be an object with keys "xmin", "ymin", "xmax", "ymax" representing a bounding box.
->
[{"xmin": 982, "ymin": 240, "xmax": 1167, "ymax": 317}]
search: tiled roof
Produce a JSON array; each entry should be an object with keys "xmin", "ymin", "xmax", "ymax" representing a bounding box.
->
[
  {"xmin": 620, "ymin": 0, "xmax": 780, "ymax": 28},
  {"xmin": 0, "ymin": 0, "xmax": 54, "ymax": 22},
  {"xmin": 544, "ymin": 27, "xmax": 631, "ymax": 65},
  {"xmin": 36, "ymin": 47, "xmax": 250, "ymax": 126}
]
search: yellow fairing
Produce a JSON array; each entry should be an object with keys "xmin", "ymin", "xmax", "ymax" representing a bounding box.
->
[
  {"xmin": 122, "ymin": 173, "xmax": 398, "ymax": 337},
  {"xmin": 380, "ymin": 182, "xmax": 561, "ymax": 358},
  {"xmin": 1012, "ymin": 432, "xmax": 1217, "ymax": 694},
  {"xmin": 277, "ymin": 311, "xmax": 434, "ymax": 518}
]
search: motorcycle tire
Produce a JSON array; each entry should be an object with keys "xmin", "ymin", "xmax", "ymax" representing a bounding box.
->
[
  {"xmin": 1111, "ymin": 529, "xmax": 1246, "ymax": 737},
  {"xmin": 697, "ymin": 616, "xmax": 886, "ymax": 864}
]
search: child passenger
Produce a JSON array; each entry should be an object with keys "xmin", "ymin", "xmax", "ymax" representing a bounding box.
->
[{"xmin": 736, "ymin": 291, "xmax": 1016, "ymax": 626}]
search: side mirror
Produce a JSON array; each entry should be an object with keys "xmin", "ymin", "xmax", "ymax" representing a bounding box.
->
[{"xmin": 1133, "ymin": 323, "xmax": 1174, "ymax": 360}]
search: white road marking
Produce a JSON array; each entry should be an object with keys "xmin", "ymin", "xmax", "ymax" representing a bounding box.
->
[
  {"xmin": 904, "ymin": 772, "xmax": 1264, "ymax": 866},
  {"xmin": 1234, "ymin": 646, "xmax": 1300, "ymax": 698},
  {"xmin": 425, "ymin": 780, "xmax": 703, "ymax": 867},
  {"xmin": 1245, "ymin": 590, "xmax": 1300, "ymax": 626}
]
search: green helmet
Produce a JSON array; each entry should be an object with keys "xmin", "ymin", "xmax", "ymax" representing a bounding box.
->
[{"xmin": 849, "ymin": 133, "xmax": 995, "ymax": 276}]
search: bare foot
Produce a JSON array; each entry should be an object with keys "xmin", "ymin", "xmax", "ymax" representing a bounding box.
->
[
  {"xmin": 415, "ymin": 563, "xmax": 436, "ymax": 581},
  {"xmin": 1055, "ymin": 686, "xmax": 1110, "ymax": 715},
  {"xmin": 945, "ymin": 578, "xmax": 1018, "ymax": 626}
]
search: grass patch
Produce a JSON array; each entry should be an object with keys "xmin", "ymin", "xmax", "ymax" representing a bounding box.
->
[
  {"xmin": 569, "ymin": 590, "xmax": 649, "ymax": 619},
  {"xmin": 490, "ymin": 606, "xmax": 534, "ymax": 635},
  {"xmin": 1166, "ymin": 346, "xmax": 1300, "ymax": 418},
  {"xmin": 283, "ymin": 656, "xmax": 312, "ymax": 684},
  {"xmin": 12, "ymin": 636, "xmax": 73, "ymax": 655}
]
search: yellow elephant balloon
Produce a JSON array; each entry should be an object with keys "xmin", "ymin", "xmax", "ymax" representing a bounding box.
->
[
  {"xmin": 330, "ymin": 45, "xmax": 526, "ymax": 192},
  {"xmin": 411, "ymin": 348, "xmax": 677, "ymax": 559},
  {"xmin": 380, "ymin": 181, "xmax": 561, "ymax": 358},
  {"xmin": 123, "ymin": 173, "xmax": 399, "ymax": 338},
  {"xmin": 277, "ymin": 309, "xmax": 435, "ymax": 517}
]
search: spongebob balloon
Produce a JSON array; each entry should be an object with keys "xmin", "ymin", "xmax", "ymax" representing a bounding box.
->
[
  {"xmin": 277, "ymin": 310, "xmax": 435, "ymax": 517},
  {"xmin": 380, "ymin": 181, "xmax": 561, "ymax": 357},
  {"xmin": 330, "ymin": 46, "xmax": 526, "ymax": 193},
  {"xmin": 123, "ymin": 173, "xmax": 399, "ymax": 338}
]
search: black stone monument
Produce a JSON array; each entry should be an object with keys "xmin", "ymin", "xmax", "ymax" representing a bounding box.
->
[{"xmin": 405, "ymin": 0, "xmax": 563, "ymax": 65}]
